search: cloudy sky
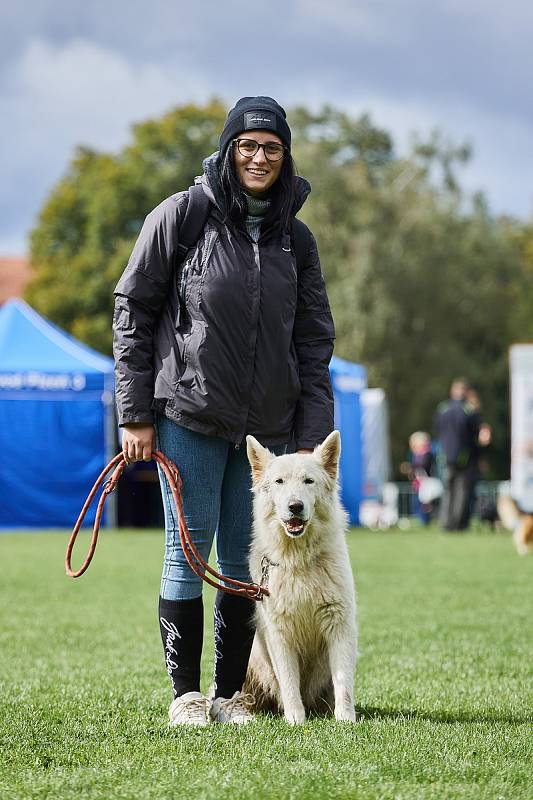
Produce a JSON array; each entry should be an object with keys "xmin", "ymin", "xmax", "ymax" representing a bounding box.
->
[{"xmin": 1, "ymin": 0, "xmax": 532, "ymax": 254}]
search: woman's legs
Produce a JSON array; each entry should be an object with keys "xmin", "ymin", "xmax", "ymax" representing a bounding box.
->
[
  {"xmin": 156, "ymin": 415, "xmax": 228, "ymax": 698},
  {"xmin": 156, "ymin": 413, "xmax": 286, "ymax": 711}
]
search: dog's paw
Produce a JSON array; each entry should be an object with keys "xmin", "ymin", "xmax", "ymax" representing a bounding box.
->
[
  {"xmin": 284, "ymin": 707, "xmax": 306, "ymax": 725},
  {"xmin": 334, "ymin": 706, "xmax": 357, "ymax": 723}
]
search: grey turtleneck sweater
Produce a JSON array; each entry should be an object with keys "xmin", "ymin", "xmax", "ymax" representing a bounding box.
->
[{"xmin": 244, "ymin": 194, "xmax": 270, "ymax": 242}]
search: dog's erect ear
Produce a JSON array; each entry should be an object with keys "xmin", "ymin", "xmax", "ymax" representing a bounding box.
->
[
  {"xmin": 314, "ymin": 430, "xmax": 341, "ymax": 479},
  {"xmin": 246, "ymin": 435, "xmax": 274, "ymax": 483}
]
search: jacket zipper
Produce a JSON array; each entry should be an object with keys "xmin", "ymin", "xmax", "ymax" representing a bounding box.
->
[
  {"xmin": 235, "ymin": 238, "xmax": 261, "ymax": 448},
  {"xmin": 252, "ymin": 241, "xmax": 261, "ymax": 272}
]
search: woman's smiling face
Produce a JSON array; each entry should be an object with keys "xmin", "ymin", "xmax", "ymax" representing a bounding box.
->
[{"xmin": 233, "ymin": 130, "xmax": 284, "ymax": 198}]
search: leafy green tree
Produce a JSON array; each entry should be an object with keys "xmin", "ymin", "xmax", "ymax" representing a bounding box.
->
[
  {"xmin": 293, "ymin": 115, "xmax": 522, "ymax": 476},
  {"xmin": 27, "ymin": 100, "xmax": 227, "ymax": 352}
]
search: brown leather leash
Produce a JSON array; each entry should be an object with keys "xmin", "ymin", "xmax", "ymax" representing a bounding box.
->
[{"xmin": 65, "ymin": 450, "xmax": 269, "ymax": 601}]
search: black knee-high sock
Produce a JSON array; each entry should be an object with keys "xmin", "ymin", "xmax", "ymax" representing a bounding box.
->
[
  {"xmin": 213, "ymin": 591, "xmax": 256, "ymax": 699},
  {"xmin": 158, "ymin": 596, "xmax": 203, "ymax": 698}
]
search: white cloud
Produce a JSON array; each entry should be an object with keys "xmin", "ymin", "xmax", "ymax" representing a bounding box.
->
[
  {"xmin": 8, "ymin": 37, "xmax": 210, "ymax": 152},
  {"xmin": 0, "ymin": 38, "xmax": 211, "ymax": 253},
  {"xmin": 347, "ymin": 93, "xmax": 533, "ymax": 218}
]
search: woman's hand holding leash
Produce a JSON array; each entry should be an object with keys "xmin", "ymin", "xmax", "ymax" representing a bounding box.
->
[{"xmin": 122, "ymin": 424, "xmax": 155, "ymax": 463}]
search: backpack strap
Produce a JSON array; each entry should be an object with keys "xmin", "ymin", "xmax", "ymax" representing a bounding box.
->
[
  {"xmin": 291, "ymin": 218, "xmax": 312, "ymax": 272},
  {"xmin": 175, "ymin": 184, "xmax": 213, "ymax": 266}
]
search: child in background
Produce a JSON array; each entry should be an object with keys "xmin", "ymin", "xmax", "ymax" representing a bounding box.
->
[{"xmin": 401, "ymin": 431, "xmax": 437, "ymax": 524}]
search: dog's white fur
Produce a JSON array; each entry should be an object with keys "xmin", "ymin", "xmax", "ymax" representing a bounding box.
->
[{"xmin": 243, "ymin": 431, "xmax": 358, "ymax": 724}]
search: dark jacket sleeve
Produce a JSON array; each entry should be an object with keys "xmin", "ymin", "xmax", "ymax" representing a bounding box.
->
[
  {"xmin": 112, "ymin": 193, "xmax": 186, "ymax": 426},
  {"xmin": 292, "ymin": 228, "xmax": 336, "ymax": 450}
]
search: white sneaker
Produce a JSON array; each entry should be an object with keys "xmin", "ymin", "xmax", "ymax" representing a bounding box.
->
[
  {"xmin": 209, "ymin": 691, "xmax": 255, "ymax": 724},
  {"xmin": 168, "ymin": 691, "xmax": 210, "ymax": 727}
]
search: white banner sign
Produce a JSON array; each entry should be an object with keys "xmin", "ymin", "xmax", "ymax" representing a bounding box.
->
[{"xmin": 510, "ymin": 344, "xmax": 533, "ymax": 512}]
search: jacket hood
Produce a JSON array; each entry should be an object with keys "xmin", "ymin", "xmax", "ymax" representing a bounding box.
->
[{"xmin": 196, "ymin": 151, "xmax": 311, "ymax": 219}]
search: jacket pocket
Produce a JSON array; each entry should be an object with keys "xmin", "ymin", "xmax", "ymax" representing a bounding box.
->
[
  {"xmin": 175, "ymin": 258, "xmax": 193, "ymax": 328},
  {"xmin": 179, "ymin": 320, "xmax": 207, "ymax": 392},
  {"xmin": 112, "ymin": 304, "xmax": 132, "ymax": 332},
  {"xmin": 175, "ymin": 228, "xmax": 219, "ymax": 325}
]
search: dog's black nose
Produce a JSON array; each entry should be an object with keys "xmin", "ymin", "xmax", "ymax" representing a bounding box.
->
[{"xmin": 288, "ymin": 500, "xmax": 304, "ymax": 516}]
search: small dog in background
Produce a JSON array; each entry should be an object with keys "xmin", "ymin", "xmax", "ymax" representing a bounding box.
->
[
  {"xmin": 514, "ymin": 515, "xmax": 533, "ymax": 554},
  {"xmin": 497, "ymin": 488, "xmax": 533, "ymax": 555},
  {"xmin": 244, "ymin": 431, "xmax": 358, "ymax": 724}
]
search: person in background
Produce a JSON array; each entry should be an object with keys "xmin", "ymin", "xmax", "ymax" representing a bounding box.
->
[
  {"xmin": 465, "ymin": 387, "xmax": 493, "ymax": 524},
  {"xmin": 434, "ymin": 378, "xmax": 480, "ymax": 531},
  {"xmin": 400, "ymin": 431, "xmax": 436, "ymax": 524}
]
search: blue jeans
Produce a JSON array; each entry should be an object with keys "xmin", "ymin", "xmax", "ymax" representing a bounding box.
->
[{"xmin": 156, "ymin": 414, "xmax": 286, "ymax": 601}]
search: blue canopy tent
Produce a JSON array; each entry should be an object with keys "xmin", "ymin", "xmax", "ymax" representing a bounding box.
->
[
  {"xmin": 329, "ymin": 356, "xmax": 367, "ymax": 525},
  {"xmin": 0, "ymin": 299, "xmax": 115, "ymax": 528}
]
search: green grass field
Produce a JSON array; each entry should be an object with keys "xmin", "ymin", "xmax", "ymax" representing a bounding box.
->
[{"xmin": 1, "ymin": 526, "xmax": 532, "ymax": 800}]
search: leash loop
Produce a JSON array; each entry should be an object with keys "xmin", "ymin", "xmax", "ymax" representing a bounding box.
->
[{"xmin": 65, "ymin": 451, "xmax": 269, "ymax": 601}]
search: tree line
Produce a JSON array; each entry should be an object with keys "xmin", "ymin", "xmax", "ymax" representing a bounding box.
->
[{"xmin": 26, "ymin": 100, "xmax": 533, "ymax": 477}]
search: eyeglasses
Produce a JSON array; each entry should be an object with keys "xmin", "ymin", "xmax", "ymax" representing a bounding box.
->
[{"xmin": 233, "ymin": 138, "xmax": 287, "ymax": 162}]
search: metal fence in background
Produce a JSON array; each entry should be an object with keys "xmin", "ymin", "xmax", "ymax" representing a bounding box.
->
[{"xmin": 395, "ymin": 480, "xmax": 500, "ymax": 520}]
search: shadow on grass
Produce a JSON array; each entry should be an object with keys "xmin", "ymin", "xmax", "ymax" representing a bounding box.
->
[{"xmin": 356, "ymin": 705, "xmax": 533, "ymax": 725}]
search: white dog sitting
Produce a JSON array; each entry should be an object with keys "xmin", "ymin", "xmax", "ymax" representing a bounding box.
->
[{"xmin": 244, "ymin": 431, "xmax": 358, "ymax": 724}]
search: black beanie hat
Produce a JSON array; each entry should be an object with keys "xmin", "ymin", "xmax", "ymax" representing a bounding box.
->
[{"xmin": 219, "ymin": 96, "xmax": 291, "ymax": 156}]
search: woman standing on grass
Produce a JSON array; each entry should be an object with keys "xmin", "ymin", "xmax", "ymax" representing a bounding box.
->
[{"xmin": 112, "ymin": 97, "xmax": 335, "ymax": 726}]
